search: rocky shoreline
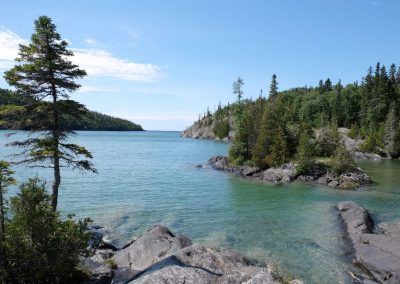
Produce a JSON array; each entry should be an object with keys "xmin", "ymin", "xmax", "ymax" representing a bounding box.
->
[
  {"xmin": 84, "ymin": 225, "xmax": 302, "ymax": 284},
  {"xmin": 208, "ymin": 156, "xmax": 372, "ymax": 189},
  {"xmin": 336, "ymin": 201, "xmax": 400, "ymax": 283},
  {"xmin": 83, "ymin": 201, "xmax": 400, "ymax": 284}
]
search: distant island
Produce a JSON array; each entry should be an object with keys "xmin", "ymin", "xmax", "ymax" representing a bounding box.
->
[
  {"xmin": 182, "ymin": 63, "xmax": 400, "ymax": 189},
  {"xmin": 0, "ymin": 88, "xmax": 143, "ymax": 131}
]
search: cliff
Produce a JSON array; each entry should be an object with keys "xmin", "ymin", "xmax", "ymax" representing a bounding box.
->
[{"xmin": 181, "ymin": 112, "xmax": 235, "ymax": 141}]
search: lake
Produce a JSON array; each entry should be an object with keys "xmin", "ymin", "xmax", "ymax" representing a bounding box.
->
[{"xmin": 1, "ymin": 130, "xmax": 400, "ymax": 283}]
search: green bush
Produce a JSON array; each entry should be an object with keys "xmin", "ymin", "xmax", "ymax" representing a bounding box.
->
[
  {"xmin": 3, "ymin": 178, "xmax": 90, "ymax": 284},
  {"xmin": 331, "ymin": 145, "xmax": 357, "ymax": 175},
  {"xmin": 296, "ymin": 131, "xmax": 317, "ymax": 175},
  {"xmin": 347, "ymin": 123, "xmax": 360, "ymax": 139}
]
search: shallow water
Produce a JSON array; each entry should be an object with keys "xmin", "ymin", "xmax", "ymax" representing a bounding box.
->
[{"xmin": 1, "ymin": 131, "xmax": 399, "ymax": 283}]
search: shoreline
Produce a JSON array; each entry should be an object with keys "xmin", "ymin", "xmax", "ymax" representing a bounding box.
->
[
  {"xmin": 207, "ymin": 156, "xmax": 372, "ymax": 190},
  {"xmin": 84, "ymin": 224, "xmax": 303, "ymax": 284}
]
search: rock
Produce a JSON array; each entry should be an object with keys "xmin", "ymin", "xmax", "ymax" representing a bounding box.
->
[
  {"xmin": 328, "ymin": 180, "xmax": 339, "ymax": 187},
  {"xmin": 377, "ymin": 221, "xmax": 400, "ymax": 236},
  {"xmin": 85, "ymin": 225, "xmax": 294, "ymax": 284},
  {"xmin": 83, "ymin": 249, "xmax": 114, "ymax": 284},
  {"xmin": 239, "ymin": 166, "xmax": 262, "ymax": 177},
  {"xmin": 262, "ymin": 163, "xmax": 296, "ymax": 183},
  {"xmin": 208, "ymin": 156, "xmax": 233, "ymax": 171},
  {"xmin": 100, "ymin": 236, "xmax": 131, "ymax": 251},
  {"xmin": 337, "ymin": 201, "xmax": 400, "ymax": 283},
  {"xmin": 129, "ymin": 245, "xmax": 279, "ymax": 284},
  {"xmin": 113, "ymin": 225, "xmax": 192, "ymax": 271},
  {"xmin": 352, "ymin": 151, "xmax": 383, "ymax": 160}
]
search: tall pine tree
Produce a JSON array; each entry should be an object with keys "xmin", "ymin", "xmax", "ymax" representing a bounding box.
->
[{"xmin": 4, "ymin": 16, "xmax": 96, "ymax": 210}]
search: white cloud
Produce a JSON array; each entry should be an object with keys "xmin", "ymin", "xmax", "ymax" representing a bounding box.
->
[
  {"xmin": 0, "ymin": 27, "xmax": 162, "ymax": 82},
  {"xmin": 72, "ymin": 49, "xmax": 161, "ymax": 82},
  {"xmin": 85, "ymin": 38, "xmax": 97, "ymax": 45},
  {"xmin": 78, "ymin": 85, "xmax": 121, "ymax": 93},
  {"xmin": 0, "ymin": 26, "xmax": 27, "ymax": 69}
]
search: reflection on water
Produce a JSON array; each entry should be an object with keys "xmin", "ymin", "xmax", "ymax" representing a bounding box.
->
[{"xmin": 1, "ymin": 131, "xmax": 399, "ymax": 283}]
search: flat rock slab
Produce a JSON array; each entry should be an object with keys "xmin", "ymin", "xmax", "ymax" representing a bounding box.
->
[{"xmin": 337, "ymin": 201, "xmax": 400, "ymax": 283}]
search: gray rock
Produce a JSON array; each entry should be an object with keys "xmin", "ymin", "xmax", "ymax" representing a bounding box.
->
[
  {"xmin": 129, "ymin": 245, "xmax": 279, "ymax": 284},
  {"xmin": 85, "ymin": 225, "xmax": 292, "ymax": 284},
  {"xmin": 352, "ymin": 151, "xmax": 383, "ymax": 160},
  {"xmin": 337, "ymin": 201, "xmax": 400, "ymax": 283},
  {"xmin": 101, "ymin": 236, "xmax": 131, "ymax": 251},
  {"xmin": 113, "ymin": 225, "xmax": 192, "ymax": 271},
  {"xmin": 208, "ymin": 156, "xmax": 233, "ymax": 171},
  {"xmin": 83, "ymin": 249, "xmax": 114, "ymax": 284},
  {"xmin": 239, "ymin": 166, "xmax": 262, "ymax": 177},
  {"xmin": 262, "ymin": 163, "xmax": 296, "ymax": 183}
]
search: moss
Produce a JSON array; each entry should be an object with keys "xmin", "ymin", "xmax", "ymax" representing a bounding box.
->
[
  {"xmin": 104, "ymin": 258, "xmax": 118, "ymax": 270},
  {"xmin": 338, "ymin": 180, "xmax": 359, "ymax": 190}
]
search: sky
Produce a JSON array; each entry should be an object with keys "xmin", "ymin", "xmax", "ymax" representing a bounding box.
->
[{"xmin": 0, "ymin": 0, "xmax": 399, "ymax": 130}]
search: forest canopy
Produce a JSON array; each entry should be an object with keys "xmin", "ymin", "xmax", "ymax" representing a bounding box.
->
[{"xmin": 0, "ymin": 88, "xmax": 143, "ymax": 131}]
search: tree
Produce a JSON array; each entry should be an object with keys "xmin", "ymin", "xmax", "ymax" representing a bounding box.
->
[
  {"xmin": 233, "ymin": 77, "xmax": 244, "ymax": 103},
  {"xmin": 384, "ymin": 103, "xmax": 399, "ymax": 157},
  {"xmin": 0, "ymin": 161, "xmax": 16, "ymax": 272},
  {"xmin": 4, "ymin": 16, "xmax": 96, "ymax": 210},
  {"xmin": 296, "ymin": 126, "xmax": 316, "ymax": 175},
  {"xmin": 269, "ymin": 74, "xmax": 278, "ymax": 100},
  {"xmin": 324, "ymin": 78, "xmax": 332, "ymax": 91}
]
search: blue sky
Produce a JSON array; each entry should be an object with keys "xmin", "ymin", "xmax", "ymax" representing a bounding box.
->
[{"xmin": 0, "ymin": 0, "xmax": 399, "ymax": 130}]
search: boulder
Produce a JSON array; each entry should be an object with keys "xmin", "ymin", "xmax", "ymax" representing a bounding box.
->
[
  {"xmin": 239, "ymin": 166, "xmax": 262, "ymax": 177},
  {"xmin": 113, "ymin": 225, "xmax": 192, "ymax": 271},
  {"xmin": 337, "ymin": 201, "xmax": 400, "ymax": 283},
  {"xmin": 262, "ymin": 163, "xmax": 296, "ymax": 183},
  {"xmin": 84, "ymin": 225, "xmax": 297, "ymax": 284},
  {"xmin": 208, "ymin": 156, "xmax": 233, "ymax": 171}
]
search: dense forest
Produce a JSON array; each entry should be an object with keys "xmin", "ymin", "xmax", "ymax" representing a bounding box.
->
[
  {"xmin": 200, "ymin": 63, "xmax": 400, "ymax": 172},
  {"xmin": 0, "ymin": 88, "xmax": 143, "ymax": 131}
]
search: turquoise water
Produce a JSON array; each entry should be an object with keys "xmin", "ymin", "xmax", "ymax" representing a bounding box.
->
[{"xmin": 1, "ymin": 131, "xmax": 400, "ymax": 283}]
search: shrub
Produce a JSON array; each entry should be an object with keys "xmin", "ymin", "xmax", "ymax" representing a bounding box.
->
[
  {"xmin": 347, "ymin": 123, "xmax": 360, "ymax": 139},
  {"xmin": 4, "ymin": 178, "xmax": 90, "ymax": 283},
  {"xmin": 296, "ymin": 131, "xmax": 316, "ymax": 175},
  {"xmin": 331, "ymin": 145, "xmax": 357, "ymax": 175}
]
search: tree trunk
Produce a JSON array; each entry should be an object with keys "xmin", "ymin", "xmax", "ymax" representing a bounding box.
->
[
  {"xmin": 50, "ymin": 79, "xmax": 60, "ymax": 211},
  {"xmin": 51, "ymin": 155, "xmax": 61, "ymax": 211}
]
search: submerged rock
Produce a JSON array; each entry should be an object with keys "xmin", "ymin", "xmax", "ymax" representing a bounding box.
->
[
  {"xmin": 337, "ymin": 201, "xmax": 400, "ymax": 283},
  {"xmin": 84, "ymin": 225, "xmax": 297, "ymax": 284}
]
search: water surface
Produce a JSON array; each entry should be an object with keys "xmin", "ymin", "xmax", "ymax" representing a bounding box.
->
[{"xmin": 1, "ymin": 131, "xmax": 399, "ymax": 283}]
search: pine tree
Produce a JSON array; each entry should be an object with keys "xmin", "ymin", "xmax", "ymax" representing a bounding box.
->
[
  {"xmin": 296, "ymin": 127, "xmax": 316, "ymax": 175},
  {"xmin": 324, "ymin": 78, "xmax": 332, "ymax": 91},
  {"xmin": 233, "ymin": 77, "xmax": 244, "ymax": 103},
  {"xmin": 384, "ymin": 103, "xmax": 399, "ymax": 157},
  {"xmin": 269, "ymin": 74, "xmax": 278, "ymax": 100},
  {"xmin": 4, "ymin": 16, "xmax": 96, "ymax": 210}
]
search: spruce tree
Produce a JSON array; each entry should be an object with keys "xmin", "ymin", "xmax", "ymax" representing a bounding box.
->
[
  {"xmin": 269, "ymin": 74, "xmax": 278, "ymax": 100},
  {"xmin": 4, "ymin": 16, "xmax": 96, "ymax": 210},
  {"xmin": 296, "ymin": 127, "xmax": 316, "ymax": 175},
  {"xmin": 384, "ymin": 103, "xmax": 399, "ymax": 157}
]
